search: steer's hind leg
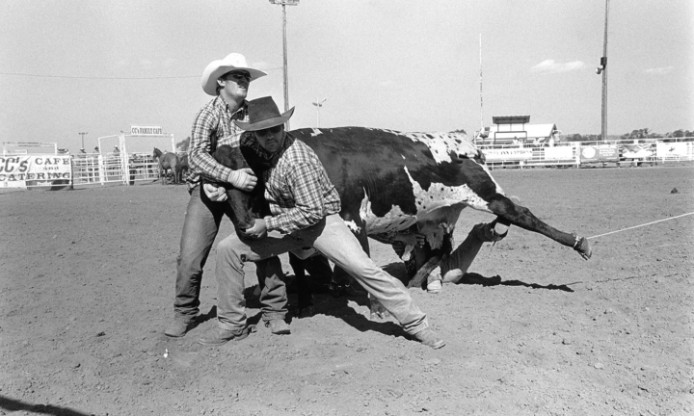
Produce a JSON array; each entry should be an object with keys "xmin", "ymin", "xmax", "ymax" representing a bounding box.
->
[
  {"xmin": 487, "ymin": 194, "xmax": 591, "ymax": 259},
  {"xmin": 406, "ymin": 232, "xmax": 454, "ymax": 290},
  {"xmin": 438, "ymin": 220, "xmax": 508, "ymax": 284},
  {"xmin": 288, "ymin": 253, "xmax": 313, "ymax": 317}
]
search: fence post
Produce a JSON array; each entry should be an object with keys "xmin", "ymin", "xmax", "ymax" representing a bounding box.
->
[
  {"xmin": 69, "ymin": 155, "xmax": 75, "ymax": 190},
  {"xmin": 120, "ymin": 152, "xmax": 128, "ymax": 185},
  {"xmin": 98, "ymin": 155, "xmax": 106, "ymax": 185}
]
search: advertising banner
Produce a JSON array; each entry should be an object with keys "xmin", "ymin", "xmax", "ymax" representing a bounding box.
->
[
  {"xmin": 0, "ymin": 155, "xmax": 72, "ymax": 188},
  {"xmin": 620, "ymin": 143, "xmax": 655, "ymax": 160},
  {"xmin": 482, "ymin": 148, "xmax": 533, "ymax": 162},
  {"xmin": 544, "ymin": 146, "xmax": 575, "ymax": 161},
  {"xmin": 656, "ymin": 142, "xmax": 692, "ymax": 160},
  {"xmin": 580, "ymin": 144, "xmax": 618, "ymax": 162},
  {"xmin": 130, "ymin": 125, "xmax": 163, "ymax": 136}
]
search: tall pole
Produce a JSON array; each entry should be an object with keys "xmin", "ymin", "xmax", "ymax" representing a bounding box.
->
[
  {"xmin": 78, "ymin": 131, "xmax": 88, "ymax": 150},
  {"xmin": 479, "ymin": 33, "xmax": 483, "ymax": 140},
  {"xmin": 281, "ymin": 4, "xmax": 289, "ymax": 129},
  {"xmin": 599, "ymin": 0, "xmax": 610, "ymax": 141},
  {"xmin": 270, "ymin": 0, "xmax": 299, "ymax": 130}
]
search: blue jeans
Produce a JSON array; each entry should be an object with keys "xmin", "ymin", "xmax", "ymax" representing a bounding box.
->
[
  {"xmin": 174, "ymin": 186, "xmax": 286, "ymax": 321},
  {"xmin": 215, "ymin": 214, "xmax": 429, "ymax": 335}
]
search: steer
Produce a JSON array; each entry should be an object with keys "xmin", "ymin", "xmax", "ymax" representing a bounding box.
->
[
  {"xmin": 233, "ymin": 127, "xmax": 591, "ymax": 312},
  {"xmin": 211, "ymin": 127, "xmax": 591, "ymax": 314},
  {"xmin": 294, "ymin": 126, "xmax": 588, "ymax": 254}
]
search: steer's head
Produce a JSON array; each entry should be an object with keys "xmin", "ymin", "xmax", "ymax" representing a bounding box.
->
[{"xmin": 211, "ymin": 145, "xmax": 267, "ymax": 234}]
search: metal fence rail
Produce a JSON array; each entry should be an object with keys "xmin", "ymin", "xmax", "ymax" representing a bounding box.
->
[
  {"xmin": 4, "ymin": 136, "xmax": 693, "ymax": 190},
  {"xmin": 481, "ymin": 137, "xmax": 694, "ymax": 169},
  {"xmin": 70, "ymin": 152, "xmax": 160, "ymax": 187}
]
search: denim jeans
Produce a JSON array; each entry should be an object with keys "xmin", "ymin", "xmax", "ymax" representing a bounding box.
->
[
  {"xmin": 174, "ymin": 186, "xmax": 286, "ymax": 321},
  {"xmin": 215, "ymin": 214, "xmax": 429, "ymax": 335}
]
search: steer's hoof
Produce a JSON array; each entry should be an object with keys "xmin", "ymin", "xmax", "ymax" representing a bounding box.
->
[
  {"xmin": 426, "ymin": 279, "xmax": 442, "ymax": 294},
  {"xmin": 328, "ymin": 282, "xmax": 351, "ymax": 298},
  {"xmin": 368, "ymin": 297, "xmax": 391, "ymax": 320},
  {"xmin": 474, "ymin": 221, "xmax": 508, "ymax": 242},
  {"xmin": 573, "ymin": 236, "xmax": 592, "ymax": 260},
  {"xmin": 296, "ymin": 303, "xmax": 315, "ymax": 318},
  {"xmin": 370, "ymin": 310, "xmax": 391, "ymax": 321}
]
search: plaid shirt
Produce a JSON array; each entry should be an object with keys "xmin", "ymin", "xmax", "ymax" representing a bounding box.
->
[
  {"xmin": 186, "ymin": 96, "xmax": 248, "ymax": 187},
  {"xmin": 262, "ymin": 134, "xmax": 341, "ymax": 234}
]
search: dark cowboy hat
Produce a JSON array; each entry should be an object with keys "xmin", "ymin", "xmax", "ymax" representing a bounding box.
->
[{"xmin": 234, "ymin": 96, "xmax": 294, "ymax": 131}]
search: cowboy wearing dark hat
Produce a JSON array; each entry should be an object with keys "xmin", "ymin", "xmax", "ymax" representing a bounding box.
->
[
  {"xmin": 165, "ymin": 54, "xmax": 289, "ymax": 338},
  {"xmin": 199, "ymin": 96, "xmax": 446, "ymax": 349}
]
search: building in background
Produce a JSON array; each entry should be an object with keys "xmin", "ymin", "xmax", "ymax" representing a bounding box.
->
[{"xmin": 479, "ymin": 115, "xmax": 562, "ymax": 147}]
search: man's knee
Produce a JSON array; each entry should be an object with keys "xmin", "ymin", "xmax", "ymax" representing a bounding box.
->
[
  {"xmin": 216, "ymin": 237, "xmax": 243, "ymax": 264},
  {"xmin": 177, "ymin": 250, "xmax": 206, "ymax": 276}
]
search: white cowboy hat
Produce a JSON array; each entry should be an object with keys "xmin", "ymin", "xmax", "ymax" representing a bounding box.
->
[{"xmin": 201, "ymin": 53, "xmax": 267, "ymax": 96}]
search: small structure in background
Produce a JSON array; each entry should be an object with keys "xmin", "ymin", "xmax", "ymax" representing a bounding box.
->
[
  {"xmin": 480, "ymin": 115, "xmax": 562, "ymax": 147},
  {"xmin": 1, "ymin": 141, "xmax": 59, "ymax": 156},
  {"xmin": 312, "ymin": 97, "xmax": 327, "ymax": 127}
]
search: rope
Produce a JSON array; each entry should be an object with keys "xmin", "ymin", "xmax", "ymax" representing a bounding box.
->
[{"xmin": 587, "ymin": 211, "xmax": 694, "ymax": 240}]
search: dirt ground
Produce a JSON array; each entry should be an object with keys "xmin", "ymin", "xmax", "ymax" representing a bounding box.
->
[{"xmin": 1, "ymin": 165, "xmax": 693, "ymax": 416}]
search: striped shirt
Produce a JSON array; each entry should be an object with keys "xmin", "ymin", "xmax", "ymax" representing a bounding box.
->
[
  {"xmin": 186, "ymin": 96, "xmax": 248, "ymax": 187},
  {"xmin": 262, "ymin": 134, "xmax": 341, "ymax": 234}
]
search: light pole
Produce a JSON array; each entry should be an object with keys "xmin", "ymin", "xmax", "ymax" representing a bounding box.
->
[
  {"xmin": 269, "ymin": 0, "xmax": 299, "ymax": 130},
  {"xmin": 78, "ymin": 131, "xmax": 88, "ymax": 151},
  {"xmin": 477, "ymin": 32, "xmax": 485, "ymax": 146},
  {"xmin": 596, "ymin": 0, "xmax": 610, "ymax": 141},
  {"xmin": 312, "ymin": 98, "xmax": 327, "ymax": 127}
]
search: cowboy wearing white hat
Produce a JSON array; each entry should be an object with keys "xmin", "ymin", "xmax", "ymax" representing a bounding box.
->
[
  {"xmin": 164, "ymin": 54, "xmax": 288, "ymax": 340},
  {"xmin": 201, "ymin": 53, "xmax": 267, "ymax": 96}
]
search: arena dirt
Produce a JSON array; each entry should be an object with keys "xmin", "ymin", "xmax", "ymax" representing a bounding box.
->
[{"xmin": 1, "ymin": 166, "xmax": 693, "ymax": 416}]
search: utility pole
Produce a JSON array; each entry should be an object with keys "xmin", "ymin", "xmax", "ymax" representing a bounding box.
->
[
  {"xmin": 596, "ymin": 0, "xmax": 610, "ymax": 141},
  {"xmin": 312, "ymin": 98, "xmax": 327, "ymax": 127},
  {"xmin": 269, "ymin": 0, "xmax": 299, "ymax": 130},
  {"xmin": 78, "ymin": 131, "xmax": 88, "ymax": 151},
  {"xmin": 478, "ymin": 33, "xmax": 484, "ymax": 146}
]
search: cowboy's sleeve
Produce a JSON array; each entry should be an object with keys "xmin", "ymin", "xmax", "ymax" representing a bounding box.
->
[{"xmin": 188, "ymin": 109, "xmax": 236, "ymax": 184}]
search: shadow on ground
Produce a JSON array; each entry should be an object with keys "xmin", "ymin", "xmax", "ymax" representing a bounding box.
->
[{"xmin": 0, "ymin": 395, "xmax": 91, "ymax": 416}]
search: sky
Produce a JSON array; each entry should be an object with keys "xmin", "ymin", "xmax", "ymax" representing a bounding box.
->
[{"xmin": 1, "ymin": 0, "xmax": 692, "ymax": 152}]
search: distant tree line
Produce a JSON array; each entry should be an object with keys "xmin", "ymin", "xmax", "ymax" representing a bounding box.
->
[{"xmin": 660, "ymin": 129, "xmax": 693, "ymax": 138}]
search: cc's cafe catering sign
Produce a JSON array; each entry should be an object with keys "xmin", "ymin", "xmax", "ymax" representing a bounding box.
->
[{"xmin": 0, "ymin": 155, "xmax": 72, "ymax": 187}]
